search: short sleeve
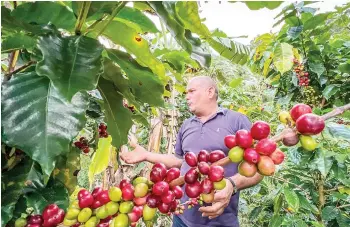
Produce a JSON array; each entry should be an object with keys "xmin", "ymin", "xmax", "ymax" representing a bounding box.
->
[
  {"xmin": 238, "ymin": 114, "xmax": 252, "ymax": 131},
  {"xmin": 174, "ymin": 125, "xmax": 184, "ymax": 159}
]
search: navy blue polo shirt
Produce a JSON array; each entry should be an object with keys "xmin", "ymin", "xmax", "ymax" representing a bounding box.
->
[{"xmin": 175, "ymin": 108, "xmax": 251, "ymax": 227}]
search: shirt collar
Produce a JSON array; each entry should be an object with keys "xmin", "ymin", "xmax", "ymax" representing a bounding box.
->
[{"xmin": 190, "ymin": 107, "xmax": 227, "ymax": 122}]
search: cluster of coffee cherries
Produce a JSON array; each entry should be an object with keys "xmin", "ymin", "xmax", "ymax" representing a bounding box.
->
[
  {"xmin": 183, "ymin": 150, "xmax": 227, "ymax": 204},
  {"xmin": 74, "ymin": 137, "xmax": 90, "ymax": 154},
  {"xmin": 293, "ymin": 58, "xmax": 310, "ymax": 87},
  {"xmin": 225, "ymin": 121, "xmax": 285, "ymax": 178},
  {"xmin": 278, "ymin": 103, "xmax": 326, "ymax": 152},
  {"xmin": 98, "ymin": 123, "xmax": 108, "ymax": 138}
]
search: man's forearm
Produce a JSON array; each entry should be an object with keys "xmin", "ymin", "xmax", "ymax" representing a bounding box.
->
[
  {"xmin": 145, "ymin": 153, "xmax": 183, "ymax": 169},
  {"xmin": 230, "ymin": 173, "xmax": 264, "ymax": 191}
]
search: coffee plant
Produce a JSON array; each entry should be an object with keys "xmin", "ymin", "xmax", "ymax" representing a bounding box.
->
[{"xmin": 1, "ymin": 1, "xmax": 349, "ymax": 227}]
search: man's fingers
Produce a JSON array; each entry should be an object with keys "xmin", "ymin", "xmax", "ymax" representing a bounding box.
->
[
  {"xmin": 198, "ymin": 202, "xmax": 222, "ymax": 215},
  {"xmin": 213, "ymin": 192, "xmax": 225, "ymax": 202}
]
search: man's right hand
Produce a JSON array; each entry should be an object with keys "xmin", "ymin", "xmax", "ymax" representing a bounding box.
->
[{"xmin": 120, "ymin": 144, "xmax": 148, "ymax": 164}]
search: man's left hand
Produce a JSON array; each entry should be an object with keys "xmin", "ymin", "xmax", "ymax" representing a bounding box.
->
[{"xmin": 198, "ymin": 178, "xmax": 234, "ymax": 219}]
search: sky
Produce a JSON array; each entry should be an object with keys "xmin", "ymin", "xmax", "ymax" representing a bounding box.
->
[{"xmin": 198, "ymin": 0, "xmax": 349, "ymax": 45}]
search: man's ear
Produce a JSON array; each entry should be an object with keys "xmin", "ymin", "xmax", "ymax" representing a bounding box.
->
[{"xmin": 208, "ymin": 86, "xmax": 215, "ymax": 99}]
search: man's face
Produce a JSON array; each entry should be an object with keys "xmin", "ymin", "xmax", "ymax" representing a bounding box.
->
[{"xmin": 185, "ymin": 80, "xmax": 210, "ymax": 114}]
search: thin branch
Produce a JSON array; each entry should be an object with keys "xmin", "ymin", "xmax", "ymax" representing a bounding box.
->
[
  {"xmin": 337, "ymin": 204, "xmax": 350, "ymax": 209},
  {"xmin": 4, "ymin": 61, "xmax": 36, "ymax": 79},
  {"xmin": 321, "ymin": 103, "xmax": 350, "ymax": 120},
  {"xmin": 96, "ymin": 1, "xmax": 127, "ymax": 37},
  {"xmin": 74, "ymin": 1, "xmax": 92, "ymax": 35},
  {"xmin": 324, "ymin": 186, "xmax": 344, "ymax": 193}
]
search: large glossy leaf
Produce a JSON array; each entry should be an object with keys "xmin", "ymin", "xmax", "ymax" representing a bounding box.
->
[
  {"xmin": 208, "ymin": 37, "xmax": 250, "ymax": 65},
  {"xmin": 298, "ymin": 194, "xmax": 319, "ymax": 214},
  {"xmin": 107, "ymin": 49, "xmax": 165, "ymax": 107},
  {"xmin": 96, "ymin": 20, "xmax": 165, "ymax": 78},
  {"xmin": 1, "ymin": 72, "xmax": 88, "ymax": 176},
  {"xmin": 175, "ymin": 2, "xmax": 211, "ymax": 37},
  {"xmin": 36, "ymin": 33, "xmax": 103, "ymax": 101},
  {"xmin": 287, "ymin": 26, "xmax": 303, "ymax": 40},
  {"xmin": 148, "ymin": 2, "xmax": 192, "ymax": 52},
  {"xmin": 185, "ymin": 30, "xmax": 212, "ymax": 68},
  {"xmin": 273, "ymin": 42, "xmax": 294, "ymax": 74},
  {"xmin": 283, "ymin": 187, "xmax": 300, "ymax": 212},
  {"xmin": 1, "ymin": 6, "xmax": 45, "ymax": 35},
  {"xmin": 97, "ymin": 77, "xmax": 133, "ymax": 148},
  {"xmin": 11, "ymin": 2, "xmax": 76, "ymax": 30},
  {"xmin": 102, "ymin": 59, "xmax": 139, "ymax": 108},
  {"xmin": 1, "ymin": 159, "xmax": 43, "ymax": 226},
  {"xmin": 303, "ymin": 13, "xmax": 330, "ymax": 31},
  {"xmin": 89, "ymin": 136, "xmax": 112, "ymax": 184},
  {"xmin": 1, "ymin": 33, "xmax": 37, "ymax": 53},
  {"xmin": 25, "ymin": 179, "xmax": 69, "ymax": 213},
  {"xmin": 115, "ymin": 6, "xmax": 159, "ymax": 33}
]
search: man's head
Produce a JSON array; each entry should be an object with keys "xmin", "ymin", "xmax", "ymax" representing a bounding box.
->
[{"xmin": 186, "ymin": 76, "xmax": 219, "ymax": 115}]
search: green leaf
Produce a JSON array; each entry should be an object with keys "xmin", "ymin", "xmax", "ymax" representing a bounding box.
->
[
  {"xmin": 287, "ymin": 26, "xmax": 303, "ymax": 40},
  {"xmin": 249, "ymin": 206, "xmax": 263, "ymax": 220},
  {"xmin": 115, "ymin": 6, "xmax": 159, "ymax": 33},
  {"xmin": 273, "ymin": 194, "xmax": 283, "ymax": 215},
  {"xmin": 149, "ymin": 2, "xmax": 191, "ymax": 52},
  {"xmin": 268, "ymin": 214, "xmax": 284, "ymax": 227},
  {"xmin": 72, "ymin": 1, "xmax": 117, "ymax": 21},
  {"xmin": 36, "ymin": 33, "xmax": 103, "ymax": 101},
  {"xmin": 89, "ymin": 136, "xmax": 112, "ymax": 184},
  {"xmin": 336, "ymin": 213, "xmax": 350, "ymax": 226},
  {"xmin": 107, "ymin": 49, "xmax": 165, "ymax": 107},
  {"xmin": 298, "ymin": 194, "xmax": 319, "ymax": 214},
  {"xmin": 339, "ymin": 63, "xmax": 350, "ymax": 73},
  {"xmin": 175, "ymin": 2, "xmax": 211, "ymax": 37},
  {"xmin": 53, "ymin": 148, "xmax": 81, "ymax": 194},
  {"xmin": 208, "ymin": 37, "xmax": 250, "ymax": 65},
  {"xmin": 1, "ymin": 6, "xmax": 46, "ymax": 35},
  {"xmin": 1, "ymin": 33, "xmax": 37, "ymax": 53},
  {"xmin": 97, "ymin": 77, "xmax": 133, "ymax": 148},
  {"xmin": 12, "ymin": 2, "xmax": 76, "ymax": 30},
  {"xmin": 229, "ymin": 78, "xmax": 243, "ymax": 88},
  {"xmin": 1, "ymin": 159, "xmax": 43, "ymax": 226},
  {"xmin": 309, "ymin": 149, "xmax": 334, "ymax": 177},
  {"xmin": 160, "ymin": 50, "xmax": 199, "ymax": 74},
  {"xmin": 102, "ymin": 59, "xmax": 139, "ymax": 108},
  {"xmin": 211, "ymin": 28, "xmax": 228, "ymax": 38},
  {"xmin": 322, "ymin": 84, "xmax": 340, "ymax": 100},
  {"xmin": 325, "ymin": 122, "xmax": 350, "ymax": 140},
  {"xmin": 25, "ymin": 179, "xmax": 69, "ymax": 213},
  {"xmin": 273, "ymin": 42, "xmax": 294, "ymax": 74},
  {"xmin": 283, "ymin": 187, "xmax": 300, "ymax": 212},
  {"xmin": 303, "ymin": 13, "xmax": 330, "ymax": 31},
  {"xmin": 263, "ymin": 54, "xmax": 273, "ymax": 76},
  {"xmin": 244, "ymin": 1, "xmax": 283, "ymax": 10},
  {"xmin": 322, "ymin": 206, "xmax": 338, "ymax": 221},
  {"xmin": 184, "ymin": 30, "xmax": 212, "ymax": 68},
  {"xmin": 311, "ymin": 221, "xmax": 325, "ymax": 227},
  {"xmin": 96, "ymin": 21, "xmax": 165, "ymax": 79},
  {"xmin": 309, "ymin": 62, "xmax": 326, "ymax": 77},
  {"xmin": 1, "ymin": 72, "xmax": 88, "ymax": 176}
]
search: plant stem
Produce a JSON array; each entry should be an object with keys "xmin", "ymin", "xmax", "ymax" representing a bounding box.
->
[
  {"xmin": 324, "ymin": 186, "xmax": 344, "ymax": 193},
  {"xmin": 96, "ymin": 1, "xmax": 127, "ymax": 37},
  {"xmin": 74, "ymin": 1, "xmax": 92, "ymax": 35},
  {"xmin": 317, "ymin": 172, "xmax": 325, "ymax": 224},
  {"xmin": 3, "ymin": 50, "xmax": 20, "ymax": 83},
  {"xmin": 321, "ymin": 103, "xmax": 350, "ymax": 120},
  {"xmin": 160, "ymin": 19, "xmax": 168, "ymax": 48},
  {"xmin": 337, "ymin": 204, "xmax": 350, "ymax": 209},
  {"xmin": 4, "ymin": 61, "xmax": 36, "ymax": 79}
]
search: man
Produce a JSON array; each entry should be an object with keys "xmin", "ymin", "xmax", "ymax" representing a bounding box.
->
[{"xmin": 121, "ymin": 76, "xmax": 263, "ymax": 227}]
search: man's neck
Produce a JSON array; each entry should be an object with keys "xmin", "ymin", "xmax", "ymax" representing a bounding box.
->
[{"xmin": 196, "ymin": 105, "xmax": 219, "ymax": 123}]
